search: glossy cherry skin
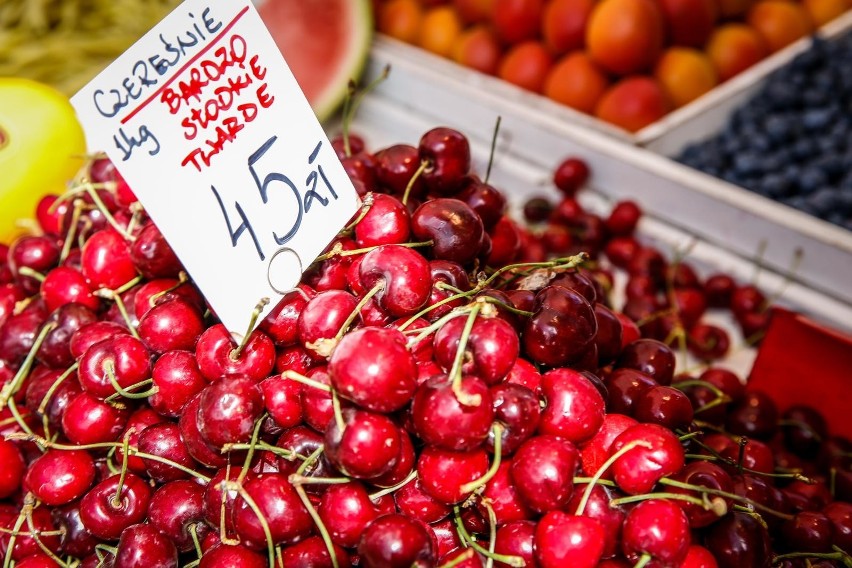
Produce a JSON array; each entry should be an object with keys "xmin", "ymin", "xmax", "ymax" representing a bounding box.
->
[
  {"xmin": 147, "ymin": 479, "xmax": 209, "ymax": 552},
  {"xmin": 354, "ymin": 193, "xmax": 411, "ymax": 247},
  {"xmin": 129, "ymin": 222, "xmax": 182, "ymax": 279},
  {"xmin": 52, "ymin": 502, "xmax": 103, "ymax": 557},
  {"xmin": 433, "ymin": 314, "xmax": 519, "ymax": 385},
  {"xmin": 510, "ymin": 435, "xmax": 578, "ymax": 513},
  {"xmin": 24, "ymin": 449, "xmax": 96, "ymax": 506},
  {"xmin": 325, "ymin": 408, "xmax": 401, "ymax": 479},
  {"xmin": 281, "ymin": 535, "xmax": 352, "ymax": 567},
  {"xmin": 781, "ymin": 405, "xmax": 828, "ymax": 458},
  {"xmin": 687, "ymin": 323, "xmax": 731, "ymax": 361},
  {"xmin": 137, "ymin": 422, "xmax": 197, "ymax": 483},
  {"xmin": 371, "ymin": 428, "xmax": 416, "ymax": 489},
  {"xmin": 488, "ymin": 383, "xmax": 541, "ymax": 455},
  {"xmin": 419, "ymin": 127, "xmax": 471, "ymax": 195},
  {"xmin": 197, "ymin": 375, "xmax": 263, "ymax": 449},
  {"xmin": 61, "ymin": 392, "xmax": 130, "ymax": 445},
  {"xmin": 417, "ymin": 446, "xmax": 489, "ymax": 505},
  {"xmin": 539, "ymin": 368, "xmax": 605, "ymax": 445},
  {"xmin": 457, "ymin": 176, "xmax": 507, "ymax": 230},
  {"xmin": 634, "ymin": 385, "xmax": 695, "ymax": 431},
  {"xmin": 611, "ymin": 423, "xmax": 685, "ymax": 495},
  {"xmin": 79, "ymin": 473, "xmax": 153, "ymax": 540},
  {"xmin": 616, "ymin": 339, "xmax": 676, "ymax": 386},
  {"xmin": 195, "ymin": 324, "xmax": 275, "ymax": 382},
  {"xmin": 725, "ymin": 390, "xmax": 778, "ymax": 441},
  {"xmin": 0, "ymin": 506, "xmax": 61, "ymax": 561},
  {"xmin": 536, "ymin": 511, "xmax": 606, "ymax": 568},
  {"xmin": 149, "ymin": 350, "xmax": 207, "ymax": 418},
  {"xmin": 80, "ymin": 229, "xmax": 137, "ymax": 290},
  {"xmin": 0, "ymin": 438, "xmax": 25, "ymax": 499},
  {"xmin": 138, "ymin": 298, "xmax": 204, "ymax": 354},
  {"xmin": 622, "ymin": 499, "xmax": 691, "ymax": 567},
  {"xmin": 233, "ymin": 473, "xmax": 313, "ymax": 548},
  {"xmin": 201, "ymin": 466, "xmax": 255, "ymax": 535},
  {"xmin": 0, "ymin": 305, "xmax": 47, "ymax": 367},
  {"xmin": 579, "ymin": 413, "xmax": 638, "ymax": 479},
  {"xmin": 358, "ymin": 514, "xmax": 437, "ymax": 568},
  {"xmin": 523, "ymin": 285, "xmax": 597, "ymax": 367},
  {"xmin": 178, "ymin": 393, "xmax": 228, "ymax": 469},
  {"xmin": 69, "ymin": 321, "xmax": 131, "ymax": 360},
  {"xmin": 411, "ymin": 374, "xmax": 494, "ymax": 451},
  {"xmin": 114, "ymin": 523, "xmax": 178, "ymax": 568},
  {"xmin": 494, "ymin": 520, "xmax": 537, "ymax": 567},
  {"xmin": 78, "ymin": 335, "xmax": 152, "ymax": 399},
  {"xmin": 553, "ymin": 157, "xmax": 590, "ymax": 196},
  {"xmin": 298, "ymin": 290, "xmax": 359, "ymax": 359},
  {"xmin": 359, "ymin": 244, "xmax": 432, "ymax": 317},
  {"xmin": 374, "ymin": 144, "xmax": 426, "ymax": 197},
  {"xmin": 259, "ymin": 286, "xmax": 315, "ymax": 346},
  {"xmin": 412, "ymin": 198, "xmax": 485, "ymax": 265},
  {"xmin": 824, "ymin": 501, "xmax": 852, "ymax": 554},
  {"xmin": 604, "ymin": 368, "xmax": 656, "ymax": 415},
  {"xmin": 704, "ymin": 511, "xmax": 772, "ymax": 568},
  {"xmin": 260, "ymin": 374, "xmax": 303, "ymax": 430},
  {"xmin": 198, "ymin": 543, "xmax": 267, "ymax": 568},
  {"xmin": 329, "ymin": 326, "xmax": 417, "ymax": 412},
  {"xmin": 318, "ymin": 481, "xmax": 383, "ymax": 548},
  {"xmin": 8, "ymin": 234, "xmax": 60, "ymax": 294},
  {"xmin": 568, "ymin": 483, "xmax": 626, "ymax": 559},
  {"xmin": 37, "ymin": 303, "xmax": 98, "ymax": 369},
  {"xmin": 781, "ymin": 511, "xmax": 833, "ymax": 552}
]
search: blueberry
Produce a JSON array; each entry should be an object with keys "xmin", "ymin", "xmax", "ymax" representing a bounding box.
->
[
  {"xmin": 764, "ymin": 114, "xmax": 793, "ymax": 144},
  {"xmin": 798, "ymin": 167, "xmax": 828, "ymax": 194},
  {"xmin": 807, "ymin": 188, "xmax": 840, "ymax": 217},
  {"xmin": 837, "ymin": 189, "xmax": 852, "ymax": 213},
  {"xmin": 759, "ymin": 173, "xmax": 793, "ymax": 198},
  {"xmin": 784, "ymin": 195, "xmax": 820, "ymax": 217},
  {"xmin": 750, "ymin": 134, "xmax": 773, "ymax": 153},
  {"xmin": 802, "ymin": 108, "xmax": 832, "ymax": 131},
  {"xmin": 803, "ymin": 88, "xmax": 829, "ymax": 107},
  {"xmin": 813, "ymin": 155, "xmax": 845, "ymax": 181},
  {"xmin": 733, "ymin": 152, "xmax": 764, "ymax": 176}
]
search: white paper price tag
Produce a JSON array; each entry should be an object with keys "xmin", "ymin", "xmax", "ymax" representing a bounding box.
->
[{"xmin": 71, "ymin": 0, "xmax": 359, "ymax": 336}]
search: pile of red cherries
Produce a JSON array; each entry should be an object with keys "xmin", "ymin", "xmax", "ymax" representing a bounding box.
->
[{"xmin": 0, "ymin": 125, "xmax": 849, "ymax": 568}]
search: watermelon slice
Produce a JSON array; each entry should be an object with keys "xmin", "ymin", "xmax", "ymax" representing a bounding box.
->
[{"xmin": 255, "ymin": 0, "xmax": 374, "ymax": 121}]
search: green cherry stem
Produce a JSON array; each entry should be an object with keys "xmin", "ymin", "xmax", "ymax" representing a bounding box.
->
[
  {"xmin": 460, "ymin": 423, "xmax": 505, "ymax": 494},
  {"xmin": 238, "ymin": 413, "xmax": 268, "ymax": 485},
  {"xmin": 280, "ymin": 370, "xmax": 332, "ymax": 393},
  {"xmin": 231, "ymin": 298, "xmax": 270, "ymax": 360},
  {"xmin": 452, "ymin": 505, "xmax": 525, "ymax": 567},
  {"xmin": 609, "ymin": 491, "xmax": 719, "ymax": 510},
  {"xmin": 293, "ymin": 482, "xmax": 340, "ymax": 568},
  {"xmin": 658, "ymin": 477, "xmax": 792, "ymax": 520},
  {"xmin": 334, "ymin": 281, "xmax": 385, "ymax": 342},
  {"xmin": 449, "ymin": 302, "xmax": 482, "ymax": 397},
  {"xmin": 369, "ymin": 469, "xmax": 417, "ymax": 500},
  {"xmin": 401, "ymin": 159, "xmax": 430, "ymax": 206},
  {"xmin": 575, "ymin": 440, "xmax": 652, "ymax": 516},
  {"xmin": 484, "ymin": 116, "xmax": 502, "ymax": 185},
  {"xmin": 58, "ymin": 199, "xmax": 85, "ymax": 265},
  {"xmin": 111, "ymin": 435, "xmax": 131, "ymax": 508},
  {"xmin": 37, "ymin": 362, "xmax": 78, "ymax": 415},
  {"xmin": 228, "ymin": 482, "xmax": 276, "ymax": 568},
  {"xmin": 16, "ymin": 266, "xmax": 45, "ymax": 282},
  {"xmin": 0, "ymin": 321, "xmax": 58, "ymax": 410},
  {"xmin": 94, "ymin": 288, "xmax": 140, "ymax": 340},
  {"xmin": 633, "ymin": 552, "xmax": 653, "ymax": 568}
]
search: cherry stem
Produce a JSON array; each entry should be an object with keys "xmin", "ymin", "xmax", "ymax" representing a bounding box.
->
[
  {"xmin": 341, "ymin": 64, "xmax": 390, "ymax": 158},
  {"xmin": 0, "ymin": 321, "xmax": 58, "ymax": 410},
  {"xmin": 1, "ymin": 494, "xmax": 32, "ymax": 568},
  {"xmin": 773, "ymin": 548, "xmax": 852, "ymax": 567},
  {"xmin": 96, "ymin": 288, "xmax": 140, "ymax": 340},
  {"xmin": 231, "ymin": 297, "xmax": 270, "ymax": 360},
  {"xmin": 484, "ymin": 499, "xmax": 498, "ymax": 568},
  {"xmin": 111, "ymin": 434, "xmax": 131, "ymax": 508},
  {"xmin": 239, "ymin": 413, "xmax": 268, "ymax": 485},
  {"xmin": 189, "ymin": 523, "xmax": 203, "ymax": 561},
  {"xmin": 341, "ymin": 81, "xmax": 356, "ymax": 158},
  {"xmin": 609, "ymin": 491, "xmax": 719, "ymax": 510},
  {"xmin": 400, "ymin": 295, "xmax": 473, "ymax": 333},
  {"xmin": 280, "ymin": 370, "xmax": 332, "ymax": 393},
  {"xmin": 293, "ymin": 481, "xmax": 340, "ymax": 568},
  {"xmin": 484, "ymin": 116, "xmax": 502, "ymax": 185},
  {"xmin": 450, "ymin": 303, "xmax": 483, "ymax": 406},
  {"xmin": 658, "ymin": 477, "xmax": 792, "ymax": 520},
  {"xmin": 218, "ymin": 464, "xmax": 240, "ymax": 546},
  {"xmin": 296, "ymin": 446, "xmax": 325, "ymax": 477},
  {"xmin": 633, "ymin": 552, "xmax": 653, "ymax": 568},
  {"xmin": 24, "ymin": 506, "xmax": 69, "ymax": 568},
  {"xmin": 369, "ymin": 469, "xmax": 417, "ymax": 500},
  {"xmin": 460, "ymin": 423, "xmax": 505, "ymax": 494},
  {"xmin": 104, "ymin": 363, "xmax": 157, "ymax": 401},
  {"xmin": 401, "ymin": 159, "xmax": 430, "ymax": 206},
  {"xmin": 7, "ymin": 398, "xmax": 37, "ymax": 441},
  {"xmin": 688, "ymin": 439, "xmax": 813, "ymax": 483},
  {"xmin": 340, "ymin": 193, "xmax": 375, "ymax": 234},
  {"xmin": 477, "ymin": 296, "xmax": 534, "ymax": 317},
  {"xmin": 222, "ymin": 441, "xmax": 304, "ymax": 463},
  {"xmin": 16, "ymin": 266, "xmax": 46, "ymax": 282},
  {"xmin": 575, "ymin": 440, "xmax": 652, "ymax": 516},
  {"xmin": 37, "ymin": 362, "xmax": 78, "ymax": 415},
  {"xmin": 438, "ymin": 548, "xmax": 477, "ymax": 568},
  {"xmin": 331, "ymin": 390, "xmax": 346, "ymax": 434},
  {"xmin": 313, "ymin": 240, "xmax": 433, "ymax": 263},
  {"xmin": 485, "ymin": 253, "xmax": 588, "ymax": 290},
  {"xmin": 572, "ymin": 477, "xmax": 617, "ymax": 487},
  {"xmin": 229, "ymin": 482, "xmax": 276, "ymax": 568},
  {"xmin": 58, "ymin": 199, "xmax": 85, "ymax": 264},
  {"xmin": 289, "ymin": 475, "xmax": 351, "ymax": 486},
  {"xmin": 147, "ymin": 271, "xmax": 189, "ymax": 308},
  {"xmin": 82, "ymin": 183, "xmax": 134, "ymax": 241},
  {"xmin": 335, "ymin": 281, "xmax": 384, "ymax": 341},
  {"xmin": 452, "ymin": 505, "xmax": 525, "ymax": 567}
]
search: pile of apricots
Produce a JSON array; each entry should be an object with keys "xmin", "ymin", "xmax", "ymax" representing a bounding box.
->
[{"xmin": 375, "ymin": 0, "xmax": 850, "ymax": 132}]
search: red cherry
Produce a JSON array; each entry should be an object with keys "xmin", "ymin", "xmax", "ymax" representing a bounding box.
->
[
  {"xmin": 69, "ymin": 321, "xmax": 130, "ymax": 359},
  {"xmin": 433, "ymin": 315, "xmax": 519, "ymax": 385},
  {"xmin": 148, "ymin": 479, "xmax": 208, "ymax": 552},
  {"xmin": 478, "ymin": 461, "xmax": 532, "ymax": 524},
  {"xmin": 197, "ymin": 375, "xmax": 263, "ymax": 449},
  {"xmin": 357, "ymin": 514, "xmax": 437, "ymax": 568},
  {"xmin": 411, "ymin": 198, "xmax": 485, "ymax": 265},
  {"xmin": 61, "ymin": 391, "xmax": 130, "ymax": 445},
  {"xmin": 0, "ymin": 438, "xmax": 25, "ymax": 499},
  {"xmin": 535, "ymin": 511, "xmax": 605, "ymax": 568},
  {"xmin": 129, "ymin": 222, "xmax": 182, "ymax": 279},
  {"xmin": 80, "ymin": 229, "xmax": 137, "ymax": 290},
  {"xmin": 411, "ymin": 375, "xmax": 494, "ymax": 451},
  {"xmin": 579, "ymin": 413, "xmax": 638, "ymax": 478},
  {"xmin": 633, "ymin": 385, "xmax": 695, "ymax": 431},
  {"xmin": 538, "ymin": 368, "xmax": 605, "ymax": 445},
  {"xmin": 318, "ymin": 481, "xmax": 383, "ymax": 548},
  {"xmin": 524, "ymin": 285, "xmax": 597, "ymax": 367},
  {"xmin": 418, "ymin": 127, "xmax": 471, "ymax": 195},
  {"xmin": 195, "ymin": 324, "xmax": 275, "ymax": 382},
  {"xmin": 355, "ymin": 193, "xmax": 411, "ymax": 247},
  {"xmin": 667, "ymin": 461, "xmax": 733, "ymax": 527},
  {"xmin": 138, "ymin": 298, "xmax": 205, "ymax": 354},
  {"xmin": 233, "ymin": 473, "xmax": 313, "ymax": 548},
  {"xmin": 324, "ymin": 408, "xmax": 401, "ymax": 479},
  {"xmin": 374, "ymin": 144, "xmax": 426, "ymax": 197},
  {"xmin": 510, "ymin": 434, "xmax": 578, "ymax": 513},
  {"xmin": 24, "ymin": 449, "xmax": 96, "ymax": 506},
  {"xmin": 621, "ymin": 499, "xmax": 691, "ymax": 566},
  {"xmin": 605, "ymin": 200, "xmax": 642, "ymax": 236},
  {"xmin": 359, "ymin": 244, "xmax": 433, "ymax": 317},
  {"xmin": 149, "ymin": 350, "xmax": 207, "ymax": 418},
  {"xmin": 487, "ymin": 383, "xmax": 541, "ymax": 455},
  {"xmin": 79, "ymin": 473, "xmax": 153, "ymax": 540},
  {"xmin": 114, "ymin": 523, "xmax": 178, "ymax": 568},
  {"xmin": 78, "ymin": 335, "xmax": 152, "ymax": 399},
  {"xmin": 417, "ymin": 446, "xmax": 489, "ymax": 505},
  {"xmin": 281, "ymin": 536, "xmax": 352, "ymax": 567},
  {"xmin": 553, "ymin": 157, "xmax": 590, "ymax": 196},
  {"xmin": 199, "ymin": 543, "xmax": 267, "ymax": 568},
  {"xmin": 610, "ymin": 423, "xmax": 685, "ymax": 495},
  {"xmin": 40, "ymin": 266, "xmax": 99, "ymax": 312},
  {"xmin": 494, "ymin": 520, "xmax": 537, "ymax": 567}
]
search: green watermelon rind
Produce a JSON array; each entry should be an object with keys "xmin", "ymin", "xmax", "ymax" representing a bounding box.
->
[{"xmin": 312, "ymin": 0, "xmax": 374, "ymax": 122}]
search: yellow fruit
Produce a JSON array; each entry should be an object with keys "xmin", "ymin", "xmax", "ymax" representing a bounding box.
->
[{"xmin": 0, "ymin": 78, "xmax": 86, "ymax": 242}]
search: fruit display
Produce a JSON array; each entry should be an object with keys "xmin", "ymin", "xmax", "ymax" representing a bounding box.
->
[
  {"xmin": 374, "ymin": 0, "xmax": 850, "ymax": 133},
  {"xmin": 676, "ymin": 33, "xmax": 852, "ymax": 231},
  {"xmin": 1, "ymin": 112, "xmax": 850, "ymax": 567}
]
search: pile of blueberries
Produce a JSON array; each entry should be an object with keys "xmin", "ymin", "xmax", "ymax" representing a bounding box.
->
[{"xmin": 677, "ymin": 33, "xmax": 852, "ymax": 230}]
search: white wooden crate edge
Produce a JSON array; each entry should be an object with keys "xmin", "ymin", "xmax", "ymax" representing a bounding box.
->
[{"xmin": 362, "ymin": 45, "xmax": 852, "ymax": 310}]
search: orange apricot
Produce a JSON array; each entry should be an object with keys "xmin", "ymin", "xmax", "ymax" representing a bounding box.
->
[
  {"xmin": 654, "ymin": 47, "xmax": 718, "ymax": 108},
  {"xmin": 498, "ymin": 41, "xmax": 554, "ymax": 93},
  {"xmin": 543, "ymin": 52, "xmax": 610, "ymax": 113},
  {"xmin": 379, "ymin": 0, "xmax": 424, "ymax": 43},
  {"xmin": 419, "ymin": 5, "xmax": 464, "ymax": 57},
  {"xmin": 595, "ymin": 76, "xmax": 671, "ymax": 132},
  {"xmin": 803, "ymin": 0, "xmax": 850, "ymax": 26},
  {"xmin": 747, "ymin": 0, "xmax": 814, "ymax": 53},
  {"xmin": 705, "ymin": 23, "xmax": 769, "ymax": 81},
  {"xmin": 452, "ymin": 25, "xmax": 503, "ymax": 74},
  {"xmin": 542, "ymin": 0, "xmax": 596, "ymax": 55},
  {"xmin": 586, "ymin": 0, "xmax": 666, "ymax": 75}
]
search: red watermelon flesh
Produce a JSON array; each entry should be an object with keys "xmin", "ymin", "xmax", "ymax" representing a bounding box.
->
[{"xmin": 256, "ymin": 0, "xmax": 373, "ymax": 120}]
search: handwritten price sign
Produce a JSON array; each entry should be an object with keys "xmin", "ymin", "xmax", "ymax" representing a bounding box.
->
[{"xmin": 72, "ymin": 0, "xmax": 360, "ymax": 335}]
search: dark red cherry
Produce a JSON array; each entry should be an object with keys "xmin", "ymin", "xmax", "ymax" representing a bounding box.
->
[
  {"xmin": 417, "ymin": 446, "xmax": 489, "ymax": 505},
  {"xmin": 553, "ymin": 157, "xmax": 590, "ymax": 196},
  {"xmin": 148, "ymin": 479, "xmax": 208, "ymax": 552},
  {"xmin": 667, "ymin": 461, "xmax": 733, "ymax": 527},
  {"xmin": 605, "ymin": 200, "xmax": 642, "ymax": 236},
  {"xmin": 616, "ymin": 339, "xmax": 676, "ymax": 386},
  {"xmin": 824, "ymin": 501, "xmax": 852, "ymax": 554},
  {"xmin": 781, "ymin": 511, "xmax": 833, "ymax": 552},
  {"xmin": 725, "ymin": 390, "xmax": 778, "ymax": 441},
  {"xmin": 704, "ymin": 511, "xmax": 772, "ymax": 568},
  {"xmin": 411, "ymin": 374, "xmax": 494, "ymax": 451},
  {"xmin": 488, "ymin": 383, "xmax": 541, "ymax": 455},
  {"xmin": 610, "ymin": 423, "xmax": 685, "ymax": 495},
  {"xmin": 411, "ymin": 198, "xmax": 485, "ymax": 265},
  {"xmin": 199, "ymin": 543, "xmax": 267, "ymax": 568},
  {"xmin": 8, "ymin": 235, "xmax": 60, "ymax": 295},
  {"xmin": 358, "ymin": 514, "xmax": 436, "ymax": 568},
  {"xmin": 325, "ymin": 408, "xmax": 401, "ymax": 479},
  {"xmin": 178, "ymin": 393, "xmax": 229, "ymax": 469},
  {"xmin": 457, "ymin": 176, "xmax": 507, "ymax": 230},
  {"xmin": 781, "ymin": 405, "xmax": 828, "ymax": 458},
  {"xmin": 602, "ymin": 368, "xmax": 655, "ymax": 415},
  {"xmin": 330, "ymin": 326, "xmax": 417, "ymax": 412},
  {"xmin": 281, "ymin": 535, "xmax": 352, "ymax": 567},
  {"xmin": 524, "ymin": 285, "xmax": 597, "ymax": 367},
  {"xmin": 536, "ymin": 511, "xmax": 605, "ymax": 568},
  {"xmin": 37, "ymin": 303, "xmax": 99, "ymax": 369},
  {"xmin": 114, "ymin": 523, "xmax": 178, "ymax": 568},
  {"xmin": 374, "ymin": 144, "xmax": 426, "ymax": 197},
  {"xmin": 79, "ymin": 473, "xmax": 153, "ymax": 540},
  {"xmin": 233, "ymin": 472, "xmax": 313, "ymax": 548},
  {"xmin": 197, "ymin": 375, "xmax": 264, "ymax": 449},
  {"xmin": 510, "ymin": 435, "xmax": 578, "ymax": 513},
  {"xmin": 634, "ymin": 385, "xmax": 694, "ymax": 431},
  {"xmin": 687, "ymin": 323, "xmax": 731, "ymax": 361},
  {"xmin": 621, "ymin": 499, "xmax": 691, "ymax": 567},
  {"xmin": 704, "ymin": 273, "xmax": 736, "ymax": 308},
  {"xmin": 195, "ymin": 324, "xmax": 275, "ymax": 382},
  {"xmin": 418, "ymin": 127, "xmax": 471, "ymax": 195},
  {"xmin": 129, "ymin": 222, "xmax": 181, "ymax": 279},
  {"xmin": 137, "ymin": 422, "xmax": 197, "ymax": 482}
]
